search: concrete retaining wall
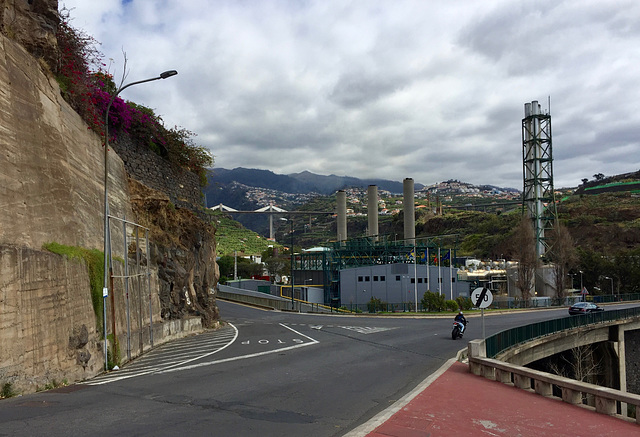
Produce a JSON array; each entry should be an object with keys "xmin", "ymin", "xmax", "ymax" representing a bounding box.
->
[{"xmin": 0, "ymin": 245, "xmax": 206, "ymax": 394}]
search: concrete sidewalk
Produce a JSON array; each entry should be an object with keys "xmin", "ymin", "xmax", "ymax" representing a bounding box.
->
[{"xmin": 345, "ymin": 359, "xmax": 639, "ymax": 437}]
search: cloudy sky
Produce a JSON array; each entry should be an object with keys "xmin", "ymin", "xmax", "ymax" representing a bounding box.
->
[{"xmin": 61, "ymin": 0, "xmax": 640, "ymax": 189}]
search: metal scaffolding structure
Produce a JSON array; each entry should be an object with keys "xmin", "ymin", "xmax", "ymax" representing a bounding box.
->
[
  {"xmin": 522, "ymin": 100, "xmax": 557, "ymax": 259},
  {"xmin": 293, "ymin": 235, "xmax": 457, "ymax": 307}
]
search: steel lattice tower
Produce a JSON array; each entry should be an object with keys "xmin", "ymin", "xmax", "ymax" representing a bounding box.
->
[{"xmin": 522, "ymin": 100, "xmax": 557, "ymax": 259}]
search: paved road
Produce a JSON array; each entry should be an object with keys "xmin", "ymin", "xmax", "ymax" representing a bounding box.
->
[{"xmin": 0, "ymin": 302, "xmax": 626, "ymax": 436}]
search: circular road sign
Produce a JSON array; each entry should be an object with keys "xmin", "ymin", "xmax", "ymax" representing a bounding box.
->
[{"xmin": 471, "ymin": 287, "xmax": 493, "ymax": 309}]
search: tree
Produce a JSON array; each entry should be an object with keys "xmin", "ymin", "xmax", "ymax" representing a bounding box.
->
[
  {"xmin": 236, "ymin": 259, "xmax": 264, "ymax": 279},
  {"xmin": 263, "ymin": 256, "xmax": 288, "ymax": 282},
  {"xmin": 593, "ymin": 173, "xmax": 605, "ymax": 181},
  {"xmin": 512, "ymin": 216, "xmax": 537, "ymax": 302},
  {"xmin": 547, "ymin": 341, "xmax": 603, "ymax": 403},
  {"xmin": 548, "ymin": 221, "xmax": 577, "ymax": 301},
  {"xmin": 421, "ymin": 291, "xmax": 445, "ymax": 312},
  {"xmin": 217, "ymin": 255, "xmax": 235, "ymax": 280}
]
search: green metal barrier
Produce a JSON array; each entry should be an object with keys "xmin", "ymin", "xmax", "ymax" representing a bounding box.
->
[{"xmin": 485, "ymin": 306, "xmax": 640, "ymax": 358}]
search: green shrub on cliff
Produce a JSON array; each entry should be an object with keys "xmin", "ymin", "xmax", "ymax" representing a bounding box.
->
[
  {"xmin": 1, "ymin": 382, "xmax": 17, "ymax": 399},
  {"xmin": 53, "ymin": 8, "xmax": 213, "ymax": 186},
  {"xmin": 42, "ymin": 242, "xmax": 105, "ymax": 328}
]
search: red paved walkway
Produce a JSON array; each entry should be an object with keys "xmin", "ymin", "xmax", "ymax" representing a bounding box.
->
[{"xmin": 347, "ymin": 360, "xmax": 639, "ymax": 437}]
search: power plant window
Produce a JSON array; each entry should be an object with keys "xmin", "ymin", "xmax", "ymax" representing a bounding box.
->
[{"xmin": 358, "ymin": 276, "xmax": 363, "ymax": 282}]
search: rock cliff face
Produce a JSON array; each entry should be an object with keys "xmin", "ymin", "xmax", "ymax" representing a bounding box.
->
[
  {"xmin": 129, "ymin": 179, "xmax": 219, "ymax": 328},
  {"xmin": 0, "ymin": 0, "xmax": 59, "ymax": 68},
  {"xmin": 0, "ymin": 2, "xmax": 219, "ymax": 393}
]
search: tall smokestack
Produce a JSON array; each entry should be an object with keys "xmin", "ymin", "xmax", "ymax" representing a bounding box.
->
[
  {"xmin": 403, "ymin": 178, "xmax": 415, "ymax": 244},
  {"xmin": 367, "ymin": 185, "xmax": 378, "ymax": 241},
  {"xmin": 337, "ymin": 190, "xmax": 347, "ymax": 242}
]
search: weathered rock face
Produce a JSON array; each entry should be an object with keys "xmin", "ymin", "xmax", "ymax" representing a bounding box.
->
[
  {"xmin": 129, "ymin": 179, "xmax": 219, "ymax": 328},
  {"xmin": 0, "ymin": 0, "xmax": 59, "ymax": 68},
  {"xmin": 0, "ymin": 31, "xmax": 131, "ymax": 252},
  {"xmin": 113, "ymin": 133, "xmax": 204, "ymax": 213},
  {"xmin": 0, "ymin": 246, "xmax": 103, "ymax": 394}
]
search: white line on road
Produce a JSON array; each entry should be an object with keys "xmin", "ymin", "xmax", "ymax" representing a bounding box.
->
[
  {"xmin": 158, "ymin": 323, "xmax": 319, "ymax": 374},
  {"xmin": 84, "ymin": 324, "xmax": 240, "ymax": 385},
  {"xmin": 84, "ymin": 323, "xmax": 320, "ymax": 384}
]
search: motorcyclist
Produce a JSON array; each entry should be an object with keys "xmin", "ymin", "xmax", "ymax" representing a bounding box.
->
[{"xmin": 454, "ymin": 311, "xmax": 467, "ymax": 333}]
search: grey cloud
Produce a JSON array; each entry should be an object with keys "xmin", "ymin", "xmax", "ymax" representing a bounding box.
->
[
  {"xmin": 329, "ymin": 70, "xmax": 405, "ymax": 108},
  {"xmin": 61, "ymin": 0, "xmax": 640, "ymax": 189}
]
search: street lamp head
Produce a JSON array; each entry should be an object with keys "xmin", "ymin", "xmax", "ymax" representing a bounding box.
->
[{"xmin": 160, "ymin": 70, "xmax": 178, "ymax": 79}]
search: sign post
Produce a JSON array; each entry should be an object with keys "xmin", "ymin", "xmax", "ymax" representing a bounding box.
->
[
  {"xmin": 581, "ymin": 286, "xmax": 589, "ymax": 302},
  {"xmin": 471, "ymin": 286, "xmax": 493, "ymax": 339}
]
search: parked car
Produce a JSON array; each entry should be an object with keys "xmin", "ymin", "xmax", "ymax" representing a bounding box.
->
[{"xmin": 568, "ymin": 301, "xmax": 604, "ymax": 315}]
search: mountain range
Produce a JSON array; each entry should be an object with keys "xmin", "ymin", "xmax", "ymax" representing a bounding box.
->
[
  {"xmin": 203, "ymin": 167, "xmax": 432, "ymax": 233},
  {"xmin": 205, "ymin": 167, "xmax": 425, "ymax": 199}
]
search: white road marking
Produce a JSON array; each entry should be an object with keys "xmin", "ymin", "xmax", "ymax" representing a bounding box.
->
[
  {"xmin": 82, "ymin": 323, "xmax": 319, "ymax": 384},
  {"xmin": 83, "ymin": 324, "xmax": 239, "ymax": 385},
  {"xmin": 339, "ymin": 326, "xmax": 397, "ymax": 334},
  {"xmin": 158, "ymin": 323, "xmax": 319, "ymax": 373}
]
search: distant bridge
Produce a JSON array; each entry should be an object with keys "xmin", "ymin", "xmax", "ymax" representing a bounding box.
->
[{"xmin": 209, "ymin": 204, "xmax": 334, "ymax": 241}]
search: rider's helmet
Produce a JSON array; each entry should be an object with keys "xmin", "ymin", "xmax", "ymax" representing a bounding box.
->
[{"xmin": 458, "ymin": 311, "xmax": 463, "ymax": 315}]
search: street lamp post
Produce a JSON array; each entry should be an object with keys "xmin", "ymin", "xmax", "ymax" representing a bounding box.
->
[
  {"xmin": 579, "ymin": 270, "xmax": 583, "ymax": 291},
  {"xmin": 102, "ymin": 70, "xmax": 177, "ymax": 371},
  {"xmin": 605, "ymin": 276, "xmax": 614, "ymax": 297}
]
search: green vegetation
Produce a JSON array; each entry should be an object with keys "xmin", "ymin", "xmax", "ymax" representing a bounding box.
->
[
  {"xmin": 107, "ymin": 334, "xmax": 120, "ymax": 370},
  {"xmin": 367, "ymin": 297, "xmax": 386, "ymax": 313},
  {"xmin": 40, "ymin": 379, "xmax": 69, "ymax": 392},
  {"xmin": 54, "ymin": 8, "xmax": 213, "ymax": 185},
  {"xmin": 209, "ymin": 213, "xmax": 283, "ymax": 256},
  {"xmin": 421, "ymin": 291, "xmax": 446, "ymax": 312},
  {"xmin": 42, "ymin": 242, "xmax": 105, "ymax": 328},
  {"xmin": 1, "ymin": 382, "xmax": 17, "ymax": 399}
]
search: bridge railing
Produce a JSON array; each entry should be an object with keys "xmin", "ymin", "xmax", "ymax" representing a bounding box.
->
[
  {"xmin": 468, "ymin": 353, "xmax": 640, "ymax": 423},
  {"xmin": 469, "ymin": 308, "xmax": 640, "ymax": 423},
  {"xmin": 485, "ymin": 306, "xmax": 640, "ymax": 358}
]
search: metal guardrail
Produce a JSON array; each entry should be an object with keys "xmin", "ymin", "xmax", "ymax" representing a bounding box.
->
[
  {"xmin": 217, "ymin": 285, "xmax": 338, "ymax": 313},
  {"xmin": 485, "ymin": 306, "xmax": 640, "ymax": 358}
]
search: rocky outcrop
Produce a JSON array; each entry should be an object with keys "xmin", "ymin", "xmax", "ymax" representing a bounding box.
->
[
  {"xmin": 129, "ymin": 179, "xmax": 219, "ymax": 328},
  {"xmin": 0, "ymin": 0, "xmax": 59, "ymax": 68}
]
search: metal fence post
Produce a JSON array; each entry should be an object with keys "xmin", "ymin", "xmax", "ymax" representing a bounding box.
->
[
  {"xmin": 147, "ymin": 229, "xmax": 153, "ymax": 347},
  {"xmin": 123, "ymin": 216, "xmax": 131, "ymax": 361}
]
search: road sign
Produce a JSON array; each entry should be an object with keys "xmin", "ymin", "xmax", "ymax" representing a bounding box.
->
[{"xmin": 471, "ymin": 287, "xmax": 493, "ymax": 309}]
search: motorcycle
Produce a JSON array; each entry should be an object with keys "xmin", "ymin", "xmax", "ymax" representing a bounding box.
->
[{"xmin": 452, "ymin": 320, "xmax": 467, "ymax": 340}]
